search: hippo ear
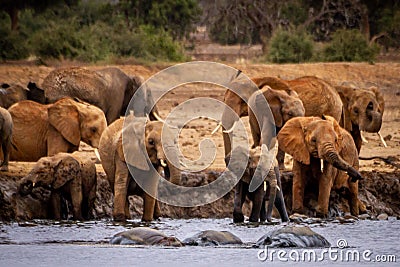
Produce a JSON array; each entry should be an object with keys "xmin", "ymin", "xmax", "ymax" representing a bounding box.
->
[{"xmin": 369, "ymin": 86, "xmax": 385, "ymax": 113}]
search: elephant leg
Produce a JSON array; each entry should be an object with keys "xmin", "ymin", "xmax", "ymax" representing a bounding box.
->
[
  {"xmin": 0, "ymin": 139, "xmax": 10, "ymax": 171},
  {"xmin": 50, "ymin": 193, "xmax": 62, "ymax": 220},
  {"xmin": 260, "ymin": 193, "xmax": 268, "ymax": 222},
  {"xmin": 70, "ymin": 179, "xmax": 83, "ymax": 221},
  {"xmin": 292, "ymin": 161, "xmax": 307, "ymax": 214},
  {"xmin": 142, "ymin": 192, "xmax": 156, "ymax": 222},
  {"xmin": 233, "ymin": 182, "xmax": 246, "ymax": 223},
  {"xmin": 249, "ymin": 185, "xmax": 264, "ymax": 222},
  {"xmin": 113, "ymin": 159, "xmax": 130, "ymax": 222},
  {"xmin": 153, "ymin": 200, "xmax": 162, "ymax": 219},
  {"xmin": 274, "ymin": 167, "xmax": 289, "ymax": 222},
  {"xmin": 316, "ymin": 163, "xmax": 334, "ymax": 218},
  {"xmin": 276, "ymin": 147, "xmax": 285, "ymax": 170},
  {"xmin": 348, "ymin": 181, "xmax": 360, "ymax": 216}
]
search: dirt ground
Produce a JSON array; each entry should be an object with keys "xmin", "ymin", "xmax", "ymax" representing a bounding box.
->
[{"xmin": 0, "ymin": 61, "xmax": 399, "ymax": 220}]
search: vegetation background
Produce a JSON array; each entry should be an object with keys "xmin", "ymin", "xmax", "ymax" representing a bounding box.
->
[{"xmin": 0, "ymin": 0, "xmax": 399, "ymax": 63}]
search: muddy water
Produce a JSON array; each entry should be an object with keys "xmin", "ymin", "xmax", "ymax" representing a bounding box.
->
[{"xmin": 0, "ymin": 218, "xmax": 399, "ymax": 266}]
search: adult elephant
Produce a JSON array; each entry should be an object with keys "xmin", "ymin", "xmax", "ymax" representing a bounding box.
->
[
  {"xmin": 277, "ymin": 116, "xmax": 366, "ymax": 217},
  {"xmin": 42, "ymin": 67, "xmax": 160, "ymax": 124},
  {"xmin": 18, "ymin": 152, "xmax": 97, "ymax": 220},
  {"xmin": 0, "ymin": 107, "xmax": 12, "ymax": 171},
  {"xmin": 335, "ymin": 85, "xmax": 385, "ymax": 153},
  {"xmin": 98, "ymin": 116, "xmax": 181, "ymax": 222},
  {"xmin": 225, "ymin": 144, "xmax": 289, "ymax": 223},
  {"xmin": 253, "ymin": 76, "xmax": 343, "ymax": 121},
  {"xmin": 9, "ymin": 97, "xmax": 107, "ymax": 161},
  {"xmin": 220, "ymin": 83, "xmax": 305, "ymax": 160}
]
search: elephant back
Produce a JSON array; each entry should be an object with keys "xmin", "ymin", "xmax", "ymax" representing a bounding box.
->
[{"xmin": 43, "ymin": 67, "xmax": 106, "ymax": 105}]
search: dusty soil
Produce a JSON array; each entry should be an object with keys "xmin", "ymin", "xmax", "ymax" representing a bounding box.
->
[{"xmin": 0, "ymin": 61, "xmax": 399, "ymax": 220}]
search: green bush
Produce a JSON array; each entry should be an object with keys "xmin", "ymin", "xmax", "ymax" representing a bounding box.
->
[
  {"xmin": 268, "ymin": 29, "xmax": 314, "ymax": 63},
  {"xmin": 323, "ymin": 29, "xmax": 379, "ymax": 62}
]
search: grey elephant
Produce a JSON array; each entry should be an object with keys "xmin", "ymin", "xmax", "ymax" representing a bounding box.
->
[
  {"xmin": 225, "ymin": 144, "xmax": 289, "ymax": 223},
  {"xmin": 335, "ymin": 85, "xmax": 385, "ymax": 153},
  {"xmin": 110, "ymin": 227, "xmax": 182, "ymax": 246},
  {"xmin": 18, "ymin": 152, "xmax": 97, "ymax": 220},
  {"xmin": 9, "ymin": 97, "xmax": 107, "ymax": 162},
  {"xmin": 41, "ymin": 67, "xmax": 160, "ymax": 124},
  {"xmin": 0, "ymin": 107, "xmax": 12, "ymax": 171},
  {"xmin": 98, "ymin": 115, "xmax": 181, "ymax": 222}
]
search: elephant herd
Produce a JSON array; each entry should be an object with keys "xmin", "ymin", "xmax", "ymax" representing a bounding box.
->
[{"xmin": 0, "ymin": 66, "xmax": 385, "ymax": 223}]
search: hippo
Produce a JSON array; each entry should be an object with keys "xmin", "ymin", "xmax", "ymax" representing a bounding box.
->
[
  {"xmin": 183, "ymin": 230, "xmax": 243, "ymax": 246},
  {"xmin": 255, "ymin": 226, "xmax": 331, "ymax": 248},
  {"xmin": 110, "ymin": 227, "xmax": 182, "ymax": 247}
]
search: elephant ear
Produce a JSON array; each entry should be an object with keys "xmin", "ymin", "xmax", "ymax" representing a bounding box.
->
[
  {"xmin": 260, "ymin": 88, "xmax": 283, "ymax": 128},
  {"xmin": 53, "ymin": 156, "xmax": 80, "ymax": 189},
  {"xmin": 48, "ymin": 103, "xmax": 81, "ymax": 146},
  {"xmin": 277, "ymin": 117, "xmax": 316, "ymax": 165},
  {"xmin": 335, "ymin": 85, "xmax": 354, "ymax": 131},
  {"xmin": 119, "ymin": 116, "xmax": 150, "ymax": 171},
  {"xmin": 369, "ymin": 86, "xmax": 385, "ymax": 113}
]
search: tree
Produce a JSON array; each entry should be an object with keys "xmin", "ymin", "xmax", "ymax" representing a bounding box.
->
[
  {"xmin": 116, "ymin": 0, "xmax": 201, "ymax": 40},
  {"xmin": 0, "ymin": 0, "xmax": 77, "ymax": 31}
]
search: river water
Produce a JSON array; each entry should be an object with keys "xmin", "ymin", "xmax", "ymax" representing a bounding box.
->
[{"xmin": 0, "ymin": 218, "xmax": 399, "ymax": 266}]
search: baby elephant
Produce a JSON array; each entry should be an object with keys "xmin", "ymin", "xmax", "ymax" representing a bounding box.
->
[
  {"xmin": 225, "ymin": 144, "xmax": 289, "ymax": 223},
  {"xmin": 18, "ymin": 152, "xmax": 97, "ymax": 220},
  {"xmin": 0, "ymin": 107, "xmax": 12, "ymax": 171}
]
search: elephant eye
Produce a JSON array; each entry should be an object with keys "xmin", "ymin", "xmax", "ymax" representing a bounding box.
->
[
  {"xmin": 367, "ymin": 101, "xmax": 373, "ymax": 110},
  {"xmin": 148, "ymin": 138, "xmax": 155, "ymax": 146},
  {"xmin": 311, "ymin": 136, "xmax": 317, "ymax": 143},
  {"xmin": 288, "ymin": 111, "xmax": 294, "ymax": 117},
  {"xmin": 90, "ymin": 127, "xmax": 97, "ymax": 134},
  {"xmin": 353, "ymin": 107, "xmax": 359, "ymax": 114}
]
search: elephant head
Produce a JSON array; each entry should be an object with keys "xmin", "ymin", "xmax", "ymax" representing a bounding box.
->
[
  {"xmin": 278, "ymin": 116, "xmax": 363, "ymax": 182},
  {"xmin": 0, "ymin": 83, "xmax": 27, "ymax": 108},
  {"xmin": 48, "ymin": 97, "xmax": 107, "ymax": 149},
  {"xmin": 336, "ymin": 85, "xmax": 384, "ymax": 134},
  {"xmin": 121, "ymin": 117, "xmax": 181, "ymax": 185},
  {"xmin": 18, "ymin": 155, "xmax": 80, "ymax": 201}
]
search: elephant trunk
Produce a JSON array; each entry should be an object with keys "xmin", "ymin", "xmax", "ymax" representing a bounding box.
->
[
  {"xmin": 167, "ymin": 160, "xmax": 181, "ymax": 185},
  {"xmin": 362, "ymin": 109, "xmax": 382, "ymax": 133},
  {"xmin": 320, "ymin": 144, "xmax": 363, "ymax": 182},
  {"xmin": 266, "ymin": 169, "xmax": 277, "ymax": 222}
]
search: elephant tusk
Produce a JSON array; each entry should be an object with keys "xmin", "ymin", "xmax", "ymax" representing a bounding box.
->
[
  {"xmin": 276, "ymin": 185, "xmax": 281, "ymax": 191},
  {"xmin": 32, "ymin": 182, "xmax": 35, "ymax": 187},
  {"xmin": 211, "ymin": 122, "xmax": 222, "ymax": 135},
  {"xmin": 222, "ymin": 121, "xmax": 237, "ymax": 134},
  {"xmin": 152, "ymin": 112, "xmax": 165, "ymax": 123},
  {"xmin": 377, "ymin": 131, "xmax": 388, "ymax": 148},
  {"xmin": 160, "ymin": 159, "xmax": 167, "ymax": 167},
  {"xmin": 179, "ymin": 160, "xmax": 188, "ymax": 168},
  {"xmin": 360, "ymin": 131, "xmax": 369, "ymax": 144},
  {"xmin": 263, "ymin": 181, "xmax": 267, "ymax": 191},
  {"xmin": 94, "ymin": 148, "xmax": 101, "ymax": 162}
]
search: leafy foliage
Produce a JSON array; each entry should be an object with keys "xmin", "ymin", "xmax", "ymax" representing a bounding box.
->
[
  {"xmin": 323, "ymin": 29, "xmax": 379, "ymax": 62},
  {"xmin": 268, "ymin": 29, "xmax": 314, "ymax": 63}
]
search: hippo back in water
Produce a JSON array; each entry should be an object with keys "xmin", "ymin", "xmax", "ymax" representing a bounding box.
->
[
  {"xmin": 256, "ymin": 226, "xmax": 330, "ymax": 248},
  {"xmin": 183, "ymin": 230, "xmax": 243, "ymax": 246},
  {"xmin": 110, "ymin": 227, "xmax": 182, "ymax": 247}
]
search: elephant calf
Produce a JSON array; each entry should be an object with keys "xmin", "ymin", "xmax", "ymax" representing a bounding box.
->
[
  {"xmin": 18, "ymin": 152, "xmax": 97, "ymax": 220},
  {"xmin": 225, "ymin": 144, "xmax": 289, "ymax": 223},
  {"xmin": 0, "ymin": 107, "xmax": 12, "ymax": 171},
  {"xmin": 98, "ymin": 116, "xmax": 181, "ymax": 222}
]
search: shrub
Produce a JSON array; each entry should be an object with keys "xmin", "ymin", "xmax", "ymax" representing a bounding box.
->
[
  {"xmin": 268, "ymin": 29, "xmax": 314, "ymax": 63},
  {"xmin": 323, "ymin": 29, "xmax": 379, "ymax": 62}
]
